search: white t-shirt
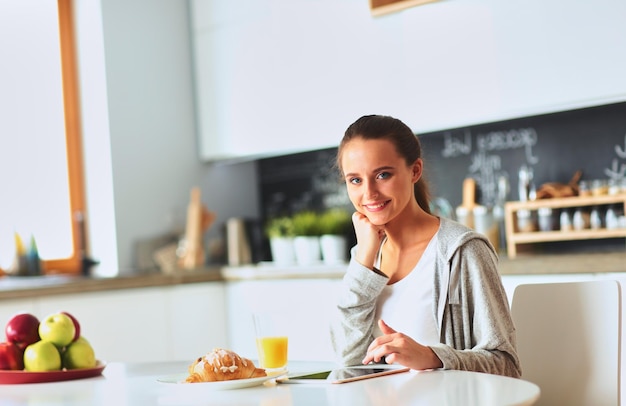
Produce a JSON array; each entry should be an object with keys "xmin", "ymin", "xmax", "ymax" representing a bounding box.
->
[{"xmin": 374, "ymin": 232, "xmax": 440, "ymax": 345}]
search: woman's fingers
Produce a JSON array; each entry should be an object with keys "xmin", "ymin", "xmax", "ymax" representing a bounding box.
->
[
  {"xmin": 363, "ymin": 324, "xmax": 442, "ymax": 370},
  {"xmin": 362, "ymin": 344, "xmax": 391, "ymax": 364},
  {"xmin": 363, "ymin": 330, "xmax": 399, "ymax": 364},
  {"xmin": 378, "ymin": 319, "xmax": 396, "ymax": 335}
]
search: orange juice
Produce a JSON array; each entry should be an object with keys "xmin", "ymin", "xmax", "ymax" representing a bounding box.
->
[{"xmin": 256, "ymin": 336, "xmax": 288, "ymax": 369}]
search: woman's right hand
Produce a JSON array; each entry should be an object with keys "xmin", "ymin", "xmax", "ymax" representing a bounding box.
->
[
  {"xmin": 352, "ymin": 211, "xmax": 385, "ymax": 270},
  {"xmin": 363, "ymin": 320, "xmax": 443, "ymax": 371}
]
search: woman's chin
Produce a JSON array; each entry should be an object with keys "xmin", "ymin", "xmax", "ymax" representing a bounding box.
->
[{"xmin": 364, "ymin": 214, "xmax": 388, "ymax": 227}]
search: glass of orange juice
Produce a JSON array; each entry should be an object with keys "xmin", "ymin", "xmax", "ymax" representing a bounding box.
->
[{"xmin": 253, "ymin": 313, "xmax": 289, "ymax": 371}]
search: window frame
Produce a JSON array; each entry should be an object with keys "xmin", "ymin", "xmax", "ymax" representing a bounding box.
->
[{"xmin": 42, "ymin": 0, "xmax": 87, "ymax": 275}]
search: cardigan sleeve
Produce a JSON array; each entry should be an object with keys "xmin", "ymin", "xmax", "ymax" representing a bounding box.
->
[
  {"xmin": 329, "ymin": 257, "xmax": 388, "ymax": 366},
  {"xmin": 431, "ymin": 237, "xmax": 522, "ymax": 378}
]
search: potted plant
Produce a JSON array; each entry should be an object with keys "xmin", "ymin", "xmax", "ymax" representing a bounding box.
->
[
  {"xmin": 264, "ymin": 216, "xmax": 296, "ymax": 265},
  {"xmin": 291, "ymin": 211, "xmax": 322, "ymax": 265},
  {"xmin": 318, "ymin": 209, "xmax": 352, "ymax": 264}
]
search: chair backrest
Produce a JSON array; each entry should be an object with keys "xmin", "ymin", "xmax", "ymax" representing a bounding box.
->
[{"xmin": 511, "ymin": 280, "xmax": 621, "ymax": 406}]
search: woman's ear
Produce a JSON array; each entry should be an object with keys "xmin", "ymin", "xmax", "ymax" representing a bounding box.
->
[{"xmin": 411, "ymin": 159, "xmax": 423, "ymax": 183}]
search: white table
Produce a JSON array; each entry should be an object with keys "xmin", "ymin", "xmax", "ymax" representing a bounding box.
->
[{"xmin": 0, "ymin": 361, "xmax": 540, "ymax": 406}]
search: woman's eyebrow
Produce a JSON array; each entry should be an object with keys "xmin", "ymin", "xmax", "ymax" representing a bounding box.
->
[{"xmin": 344, "ymin": 165, "xmax": 395, "ymax": 179}]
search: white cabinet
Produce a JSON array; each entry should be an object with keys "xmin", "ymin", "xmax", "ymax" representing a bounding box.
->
[
  {"xmin": 189, "ymin": 0, "xmax": 626, "ymax": 162},
  {"xmin": 3, "ymin": 282, "xmax": 228, "ymax": 364},
  {"xmin": 225, "ymin": 278, "xmax": 343, "ymax": 363},
  {"xmin": 189, "ymin": 1, "xmax": 353, "ymax": 161},
  {"xmin": 167, "ymin": 282, "xmax": 228, "ymax": 361},
  {"xmin": 39, "ymin": 287, "xmax": 170, "ymax": 363},
  {"xmin": 2, "ymin": 278, "xmax": 345, "ymax": 364}
]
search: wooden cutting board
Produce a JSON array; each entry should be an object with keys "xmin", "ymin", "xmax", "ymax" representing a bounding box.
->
[{"xmin": 456, "ymin": 178, "xmax": 478, "ymax": 229}]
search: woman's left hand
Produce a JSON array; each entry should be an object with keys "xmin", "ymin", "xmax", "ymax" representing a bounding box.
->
[{"xmin": 362, "ymin": 320, "xmax": 443, "ymax": 371}]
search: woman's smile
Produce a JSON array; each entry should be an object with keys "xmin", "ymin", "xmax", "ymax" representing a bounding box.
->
[{"xmin": 363, "ymin": 200, "xmax": 391, "ymax": 212}]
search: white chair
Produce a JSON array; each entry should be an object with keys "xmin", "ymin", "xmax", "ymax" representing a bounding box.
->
[{"xmin": 511, "ymin": 280, "xmax": 621, "ymax": 406}]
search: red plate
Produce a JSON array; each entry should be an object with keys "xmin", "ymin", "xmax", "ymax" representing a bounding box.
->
[{"xmin": 0, "ymin": 361, "xmax": 106, "ymax": 384}]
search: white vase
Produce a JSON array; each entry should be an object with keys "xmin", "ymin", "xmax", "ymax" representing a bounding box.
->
[
  {"xmin": 269, "ymin": 237, "xmax": 296, "ymax": 265},
  {"xmin": 320, "ymin": 234, "xmax": 347, "ymax": 264},
  {"xmin": 293, "ymin": 236, "xmax": 321, "ymax": 265}
]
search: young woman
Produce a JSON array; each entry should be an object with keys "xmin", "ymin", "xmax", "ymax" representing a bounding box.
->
[{"xmin": 330, "ymin": 115, "xmax": 521, "ymax": 378}]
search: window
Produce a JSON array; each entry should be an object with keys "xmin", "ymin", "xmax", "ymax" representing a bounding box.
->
[{"xmin": 0, "ymin": 0, "xmax": 86, "ymax": 275}]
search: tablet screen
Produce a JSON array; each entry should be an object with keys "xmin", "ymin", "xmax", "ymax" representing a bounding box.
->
[{"xmin": 279, "ymin": 366, "xmax": 410, "ymax": 384}]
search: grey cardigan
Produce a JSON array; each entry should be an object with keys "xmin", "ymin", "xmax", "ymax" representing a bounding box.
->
[{"xmin": 330, "ymin": 217, "xmax": 522, "ymax": 378}]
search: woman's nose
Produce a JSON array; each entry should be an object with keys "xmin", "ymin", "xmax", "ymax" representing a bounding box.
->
[{"xmin": 364, "ymin": 181, "xmax": 379, "ymax": 200}]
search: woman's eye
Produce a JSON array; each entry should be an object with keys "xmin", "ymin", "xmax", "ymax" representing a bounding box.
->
[
  {"xmin": 348, "ymin": 177, "xmax": 361, "ymax": 185},
  {"xmin": 377, "ymin": 172, "xmax": 391, "ymax": 180}
]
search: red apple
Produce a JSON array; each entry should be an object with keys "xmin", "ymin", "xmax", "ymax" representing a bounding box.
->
[
  {"xmin": 0, "ymin": 341, "xmax": 25, "ymax": 370},
  {"xmin": 5, "ymin": 313, "xmax": 40, "ymax": 350},
  {"xmin": 61, "ymin": 311, "xmax": 81, "ymax": 342}
]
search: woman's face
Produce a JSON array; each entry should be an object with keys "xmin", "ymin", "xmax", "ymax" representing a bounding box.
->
[{"xmin": 340, "ymin": 137, "xmax": 421, "ymax": 226}]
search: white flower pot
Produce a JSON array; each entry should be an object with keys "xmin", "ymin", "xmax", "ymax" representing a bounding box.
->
[
  {"xmin": 293, "ymin": 236, "xmax": 321, "ymax": 265},
  {"xmin": 269, "ymin": 237, "xmax": 296, "ymax": 265},
  {"xmin": 320, "ymin": 234, "xmax": 347, "ymax": 264}
]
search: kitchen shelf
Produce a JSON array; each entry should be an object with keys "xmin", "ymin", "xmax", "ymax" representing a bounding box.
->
[{"xmin": 504, "ymin": 194, "xmax": 626, "ymax": 258}]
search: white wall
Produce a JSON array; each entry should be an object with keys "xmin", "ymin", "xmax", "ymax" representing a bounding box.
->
[
  {"xmin": 99, "ymin": 0, "xmax": 205, "ymax": 273},
  {"xmin": 76, "ymin": 0, "xmax": 259, "ymax": 274},
  {"xmin": 77, "ymin": 0, "xmax": 625, "ymax": 273}
]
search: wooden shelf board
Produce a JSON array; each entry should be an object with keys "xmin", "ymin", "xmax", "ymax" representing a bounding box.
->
[
  {"xmin": 505, "ymin": 194, "xmax": 626, "ymax": 211},
  {"xmin": 510, "ymin": 229, "xmax": 626, "ymax": 244}
]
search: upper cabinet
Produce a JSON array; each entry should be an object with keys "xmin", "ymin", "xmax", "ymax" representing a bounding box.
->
[{"xmin": 190, "ymin": 0, "xmax": 626, "ymax": 162}]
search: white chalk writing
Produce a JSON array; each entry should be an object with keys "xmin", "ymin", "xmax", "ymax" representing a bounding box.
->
[
  {"xmin": 441, "ymin": 131, "xmax": 472, "ymax": 158},
  {"xmin": 616, "ymin": 135, "xmax": 626, "ymax": 158},
  {"xmin": 605, "ymin": 134, "xmax": 626, "ymax": 179},
  {"xmin": 469, "ymin": 150, "xmax": 504, "ymax": 204},
  {"xmin": 476, "ymin": 128, "xmax": 539, "ymax": 164}
]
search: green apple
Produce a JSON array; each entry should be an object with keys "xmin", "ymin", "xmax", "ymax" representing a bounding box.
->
[
  {"xmin": 38, "ymin": 312, "xmax": 76, "ymax": 348},
  {"xmin": 62, "ymin": 337, "xmax": 96, "ymax": 369},
  {"xmin": 23, "ymin": 340, "xmax": 61, "ymax": 371}
]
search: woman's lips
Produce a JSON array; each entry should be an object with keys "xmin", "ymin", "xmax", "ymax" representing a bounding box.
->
[{"xmin": 363, "ymin": 201, "xmax": 390, "ymax": 212}]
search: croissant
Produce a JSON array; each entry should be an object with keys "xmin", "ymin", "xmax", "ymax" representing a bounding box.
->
[{"xmin": 184, "ymin": 348, "xmax": 266, "ymax": 383}]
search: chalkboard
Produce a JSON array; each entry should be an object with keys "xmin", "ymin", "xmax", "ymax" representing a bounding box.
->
[
  {"xmin": 419, "ymin": 101, "xmax": 626, "ymax": 208},
  {"xmin": 258, "ymin": 148, "xmax": 350, "ymax": 218}
]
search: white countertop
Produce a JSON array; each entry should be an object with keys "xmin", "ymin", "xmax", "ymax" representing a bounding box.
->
[{"xmin": 0, "ymin": 360, "xmax": 540, "ymax": 406}]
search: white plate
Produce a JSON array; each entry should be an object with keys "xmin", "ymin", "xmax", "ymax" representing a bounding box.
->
[{"xmin": 157, "ymin": 370, "xmax": 287, "ymax": 391}]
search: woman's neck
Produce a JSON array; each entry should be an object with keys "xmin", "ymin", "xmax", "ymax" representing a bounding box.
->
[{"xmin": 384, "ymin": 204, "xmax": 439, "ymax": 250}]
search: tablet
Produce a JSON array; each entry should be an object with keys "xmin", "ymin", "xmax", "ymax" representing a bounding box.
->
[{"xmin": 277, "ymin": 365, "xmax": 410, "ymax": 384}]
